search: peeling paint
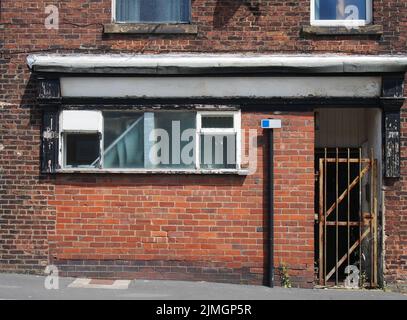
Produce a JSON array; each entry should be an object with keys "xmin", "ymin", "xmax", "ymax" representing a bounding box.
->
[
  {"xmin": 60, "ymin": 76, "xmax": 382, "ymax": 98},
  {"xmin": 38, "ymin": 79, "xmax": 60, "ymax": 99},
  {"xmin": 27, "ymin": 54, "xmax": 407, "ymax": 74},
  {"xmin": 56, "ymin": 168, "xmax": 250, "ymax": 175},
  {"xmin": 384, "ymin": 112, "xmax": 400, "ymax": 178},
  {"xmin": 0, "ymin": 101, "xmax": 14, "ymax": 108}
]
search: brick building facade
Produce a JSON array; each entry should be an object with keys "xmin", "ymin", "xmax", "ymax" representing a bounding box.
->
[{"xmin": 0, "ymin": 0, "xmax": 406, "ymax": 290}]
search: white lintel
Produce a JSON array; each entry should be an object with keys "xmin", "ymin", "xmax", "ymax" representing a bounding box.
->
[{"xmin": 27, "ymin": 54, "xmax": 407, "ymax": 74}]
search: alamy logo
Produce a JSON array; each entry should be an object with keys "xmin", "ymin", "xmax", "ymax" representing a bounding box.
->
[
  {"xmin": 344, "ymin": 265, "xmax": 360, "ymax": 289},
  {"xmin": 44, "ymin": 265, "xmax": 59, "ymax": 290},
  {"xmin": 45, "ymin": 5, "xmax": 59, "ymax": 30},
  {"xmin": 344, "ymin": 4, "xmax": 361, "ymax": 30},
  {"xmin": 145, "ymin": 126, "xmax": 258, "ymax": 175}
]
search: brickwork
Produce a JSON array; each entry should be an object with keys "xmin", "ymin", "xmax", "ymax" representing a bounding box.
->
[
  {"xmin": 383, "ymin": 85, "xmax": 407, "ymax": 290},
  {"xmin": 0, "ymin": 0, "xmax": 406, "ymax": 288},
  {"xmin": 48, "ymin": 113, "xmax": 315, "ymax": 286}
]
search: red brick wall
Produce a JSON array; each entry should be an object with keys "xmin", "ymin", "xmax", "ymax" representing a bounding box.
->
[
  {"xmin": 0, "ymin": 1, "xmax": 406, "ymax": 56},
  {"xmin": 0, "ymin": 0, "xmax": 406, "ymax": 288},
  {"xmin": 47, "ymin": 113, "xmax": 315, "ymax": 286},
  {"xmin": 383, "ymin": 88, "xmax": 407, "ymax": 292},
  {"xmin": 0, "ymin": 101, "xmax": 54, "ymax": 273},
  {"xmin": 273, "ymin": 115, "xmax": 315, "ymax": 286}
]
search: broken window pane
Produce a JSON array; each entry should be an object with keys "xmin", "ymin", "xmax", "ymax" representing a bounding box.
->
[
  {"xmin": 103, "ymin": 112, "xmax": 144, "ymax": 169},
  {"xmin": 65, "ymin": 133, "xmax": 100, "ymax": 168}
]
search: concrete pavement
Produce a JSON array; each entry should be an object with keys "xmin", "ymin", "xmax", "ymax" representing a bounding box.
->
[{"xmin": 0, "ymin": 273, "xmax": 406, "ymax": 300}]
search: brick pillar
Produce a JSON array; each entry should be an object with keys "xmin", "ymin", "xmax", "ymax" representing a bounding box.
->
[{"xmin": 273, "ymin": 115, "xmax": 315, "ymax": 288}]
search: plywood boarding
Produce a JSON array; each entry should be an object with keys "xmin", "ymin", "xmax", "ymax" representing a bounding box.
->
[{"xmin": 315, "ymin": 109, "xmax": 367, "ymax": 148}]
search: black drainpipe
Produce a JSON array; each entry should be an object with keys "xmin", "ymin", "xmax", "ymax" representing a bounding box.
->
[{"xmin": 268, "ymin": 129, "xmax": 275, "ymax": 288}]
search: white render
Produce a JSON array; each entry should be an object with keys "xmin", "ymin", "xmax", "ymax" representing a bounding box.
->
[
  {"xmin": 60, "ymin": 110, "xmax": 103, "ymax": 132},
  {"xmin": 60, "ymin": 76, "xmax": 382, "ymax": 98}
]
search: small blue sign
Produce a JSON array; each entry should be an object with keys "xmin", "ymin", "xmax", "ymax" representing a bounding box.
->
[{"xmin": 261, "ymin": 119, "xmax": 282, "ymax": 129}]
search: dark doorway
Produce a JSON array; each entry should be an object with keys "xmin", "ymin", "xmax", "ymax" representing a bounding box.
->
[{"xmin": 315, "ymin": 148, "xmax": 378, "ymax": 287}]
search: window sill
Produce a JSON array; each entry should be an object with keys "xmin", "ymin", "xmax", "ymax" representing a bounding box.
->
[
  {"xmin": 103, "ymin": 23, "xmax": 198, "ymax": 35},
  {"xmin": 301, "ymin": 25, "xmax": 383, "ymax": 36},
  {"xmin": 55, "ymin": 168, "xmax": 249, "ymax": 176}
]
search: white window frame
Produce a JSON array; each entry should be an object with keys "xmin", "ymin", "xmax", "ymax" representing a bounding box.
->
[
  {"xmin": 112, "ymin": 0, "xmax": 116, "ymax": 22},
  {"xmin": 58, "ymin": 110, "xmax": 242, "ymax": 173},
  {"xmin": 59, "ymin": 110, "xmax": 104, "ymax": 169},
  {"xmin": 111, "ymin": 0, "xmax": 192, "ymax": 23},
  {"xmin": 310, "ymin": 0, "xmax": 372, "ymax": 27},
  {"xmin": 196, "ymin": 111, "xmax": 241, "ymax": 171}
]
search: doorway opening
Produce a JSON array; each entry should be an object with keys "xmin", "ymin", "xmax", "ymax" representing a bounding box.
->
[{"xmin": 314, "ymin": 108, "xmax": 382, "ymax": 288}]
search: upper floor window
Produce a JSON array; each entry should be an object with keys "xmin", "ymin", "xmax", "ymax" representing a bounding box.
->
[
  {"xmin": 311, "ymin": 0, "xmax": 372, "ymax": 26},
  {"xmin": 114, "ymin": 0, "xmax": 191, "ymax": 23}
]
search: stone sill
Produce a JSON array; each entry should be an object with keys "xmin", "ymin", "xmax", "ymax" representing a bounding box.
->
[
  {"xmin": 301, "ymin": 25, "xmax": 383, "ymax": 36},
  {"xmin": 55, "ymin": 168, "xmax": 249, "ymax": 176},
  {"xmin": 104, "ymin": 23, "xmax": 198, "ymax": 35}
]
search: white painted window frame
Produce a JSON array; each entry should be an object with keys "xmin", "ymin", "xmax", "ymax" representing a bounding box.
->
[
  {"xmin": 196, "ymin": 111, "xmax": 242, "ymax": 171},
  {"xmin": 59, "ymin": 110, "xmax": 242, "ymax": 173},
  {"xmin": 59, "ymin": 110, "xmax": 104, "ymax": 169},
  {"xmin": 112, "ymin": 0, "xmax": 116, "ymax": 22},
  {"xmin": 310, "ymin": 0, "xmax": 372, "ymax": 27}
]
